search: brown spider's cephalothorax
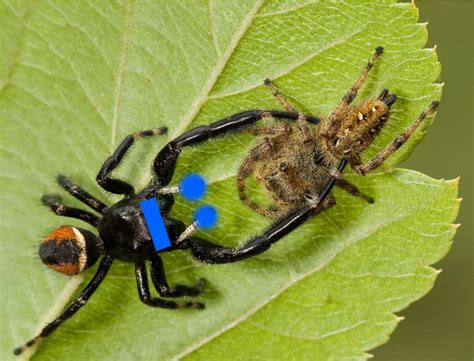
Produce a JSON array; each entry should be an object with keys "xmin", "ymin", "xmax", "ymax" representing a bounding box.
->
[
  {"xmin": 237, "ymin": 47, "xmax": 438, "ymax": 219},
  {"xmin": 255, "ymin": 134, "xmax": 331, "ymax": 211}
]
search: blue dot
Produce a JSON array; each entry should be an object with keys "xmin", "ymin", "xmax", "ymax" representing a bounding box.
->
[
  {"xmin": 180, "ymin": 174, "xmax": 207, "ymax": 201},
  {"xmin": 195, "ymin": 206, "xmax": 218, "ymax": 229}
]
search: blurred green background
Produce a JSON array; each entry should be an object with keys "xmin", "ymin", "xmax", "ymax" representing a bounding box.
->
[{"xmin": 375, "ymin": 0, "xmax": 473, "ymax": 360}]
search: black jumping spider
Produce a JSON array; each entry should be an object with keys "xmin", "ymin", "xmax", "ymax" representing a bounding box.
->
[
  {"xmin": 15, "ymin": 110, "xmax": 320, "ymax": 355},
  {"xmin": 237, "ymin": 46, "xmax": 439, "ymax": 218}
]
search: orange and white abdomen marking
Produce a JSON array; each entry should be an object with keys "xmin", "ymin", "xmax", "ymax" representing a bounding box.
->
[{"xmin": 39, "ymin": 226, "xmax": 99, "ymax": 275}]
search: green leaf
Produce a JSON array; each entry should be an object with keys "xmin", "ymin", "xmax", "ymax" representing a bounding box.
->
[{"xmin": 0, "ymin": 1, "xmax": 459, "ymax": 360}]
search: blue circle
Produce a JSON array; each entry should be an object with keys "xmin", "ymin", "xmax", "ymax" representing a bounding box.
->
[
  {"xmin": 180, "ymin": 174, "xmax": 207, "ymax": 201},
  {"xmin": 195, "ymin": 206, "xmax": 218, "ymax": 229}
]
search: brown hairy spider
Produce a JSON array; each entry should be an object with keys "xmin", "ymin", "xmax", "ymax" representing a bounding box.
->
[{"xmin": 237, "ymin": 47, "xmax": 439, "ymax": 218}]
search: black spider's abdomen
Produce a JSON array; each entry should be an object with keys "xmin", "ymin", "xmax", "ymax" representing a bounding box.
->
[{"xmin": 98, "ymin": 198, "xmax": 184, "ymax": 262}]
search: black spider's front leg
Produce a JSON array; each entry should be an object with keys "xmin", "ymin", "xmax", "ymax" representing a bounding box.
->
[
  {"xmin": 14, "ymin": 256, "xmax": 113, "ymax": 356},
  {"xmin": 135, "ymin": 262, "xmax": 204, "ymax": 309},
  {"xmin": 57, "ymin": 174, "xmax": 108, "ymax": 213},
  {"xmin": 184, "ymin": 159, "xmax": 347, "ymax": 264},
  {"xmin": 153, "ymin": 110, "xmax": 320, "ymax": 187},
  {"xmin": 96, "ymin": 128, "xmax": 167, "ymax": 196},
  {"xmin": 150, "ymin": 255, "xmax": 205, "ymax": 297},
  {"xmin": 42, "ymin": 194, "xmax": 100, "ymax": 227}
]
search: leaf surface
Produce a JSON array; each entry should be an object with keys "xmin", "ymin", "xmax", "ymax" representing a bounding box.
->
[{"xmin": 0, "ymin": 1, "xmax": 458, "ymax": 360}]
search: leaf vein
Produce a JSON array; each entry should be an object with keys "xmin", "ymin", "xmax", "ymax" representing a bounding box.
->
[
  {"xmin": 110, "ymin": 0, "xmax": 133, "ymax": 151},
  {"xmin": 0, "ymin": 0, "xmax": 33, "ymax": 94}
]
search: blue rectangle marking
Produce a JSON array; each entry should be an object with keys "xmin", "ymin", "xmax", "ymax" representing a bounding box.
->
[{"xmin": 140, "ymin": 198, "xmax": 172, "ymax": 251}]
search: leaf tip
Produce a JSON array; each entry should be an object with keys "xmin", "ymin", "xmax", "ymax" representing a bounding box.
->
[
  {"xmin": 434, "ymin": 268, "xmax": 443, "ymax": 275},
  {"xmin": 395, "ymin": 315, "xmax": 405, "ymax": 322},
  {"xmin": 445, "ymin": 177, "xmax": 460, "ymax": 191},
  {"xmin": 410, "ymin": 0, "xmax": 419, "ymax": 20}
]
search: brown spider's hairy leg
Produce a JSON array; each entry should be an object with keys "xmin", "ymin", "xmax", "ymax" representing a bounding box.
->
[
  {"xmin": 264, "ymin": 78, "xmax": 311, "ymax": 141},
  {"xmin": 57, "ymin": 174, "xmax": 108, "ymax": 213},
  {"xmin": 96, "ymin": 127, "xmax": 168, "ymax": 197},
  {"xmin": 264, "ymin": 78, "xmax": 298, "ymax": 113},
  {"xmin": 13, "ymin": 256, "xmax": 114, "ymax": 356},
  {"xmin": 335, "ymin": 179, "xmax": 374, "ymax": 203},
  {"xmin": 41, "ymin": 194, "xmax": 101, "ymax": 227},
  {"xmin": 135, "ymin": 262, "xmax": 204, "ymax": 309},
  {"xmin": 331, "ymin": 46, "xmax": 384, "ymax": 118},
  {"xmin": 354, "ymin": 100, "xmax": 440, "ymax": 175},
  {"xmin": 237, "ymin": 137, "xmax": 281, "ymax": 219},
  {"xmin": 150, "ymin": 255, "xmax": 205, "ymax": 298}
]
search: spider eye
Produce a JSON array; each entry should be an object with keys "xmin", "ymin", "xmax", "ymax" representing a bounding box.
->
[
  {"xmin": 279, "ymin": 162, "xmax": 287, "ymax": 171},
  {"xmin": 39, "ymin": 226, "xmax": 99, "ymax": 275}
]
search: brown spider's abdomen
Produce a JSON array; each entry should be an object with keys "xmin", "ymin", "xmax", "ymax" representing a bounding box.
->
[{"xmin": 320, "ymin": 99, "xmax": 391, "ymax": 163}]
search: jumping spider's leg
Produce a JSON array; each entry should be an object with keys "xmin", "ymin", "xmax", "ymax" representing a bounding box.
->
[
  {"xmin": 184, "ymin": 159, "xmax": 347, "ymax": 264},
  {"xmin": 354, "ymin": 101, "xmax": 440, "ymax": 176},
  {"xmin": 264, "ymin": 78, "xmax": 311, "ymax": 141},
  {"xmin": 135, "ymin": 262, "xmax": 204, "ymax": 309},
  {"xmin": 153, "ymin": 110, "xmax": 319, "ymax": 187},
  {"xmin": 41, "ymin": 194, "xmax": 100, "ymax": 227},
  {"xmin": 187, "ymin": 200, "xmax": 333, "ymax": 263},
  {"xmin": 332, "ymin": 46, "xmax": 384, "ymax": 116},
  {"xmin": 237, "ymin": 137, "xmax": 280, "ymax": 219},
  {"xmin": 57, "ymin": 174, "xmax": 108, "ymax": 213},
  {"xmin": 96, "ymin": 128, "xmax": 168, "ymax": 197},
  {"xmin": 150, "ymin": 255, "xmax": 205, "ymax": 298},
  {"xmin": 335, "ymin": 179, "xmax": 374, "ymax": 204},
  {"xmin": 13, "ymin": 256, "xmax": 113, "ymax": 356}
]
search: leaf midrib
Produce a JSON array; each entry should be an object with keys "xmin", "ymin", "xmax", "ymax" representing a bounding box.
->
[
  {"xmin": 170, "ymin": 0, "xmax": 265, "ymax": 139},
  {"xmin": 110, "ymin": 0, "xmax": 132, "ymax": 152}
]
